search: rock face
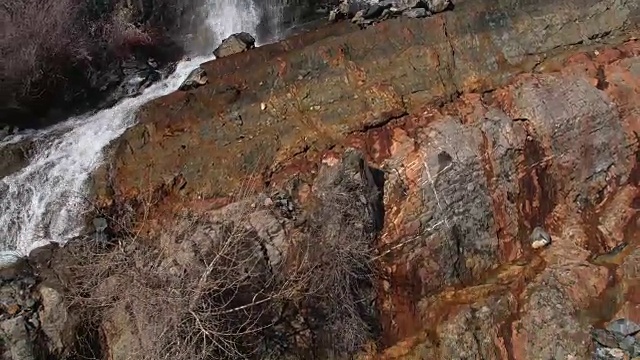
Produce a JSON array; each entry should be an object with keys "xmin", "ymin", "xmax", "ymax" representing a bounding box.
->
[
  {"xmin": 9, "ymin": 0, "xmax": 640, "ymax": 358},
  {"xmin": 0, "ymin": 256, "xmax": 74, "ymax": 359},
  {"xmin": 104, "ymin": 0, "xmax": 639, "ymax": 202}
]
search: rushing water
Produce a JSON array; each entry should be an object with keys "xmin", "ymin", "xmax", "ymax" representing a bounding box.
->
[{"xmin": 0, "ymin": 0, "xmax": 289, "ymax": 256}]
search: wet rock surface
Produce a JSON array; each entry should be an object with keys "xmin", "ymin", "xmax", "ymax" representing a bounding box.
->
[
  {"xmin": 97, "ymin": 58, "xmax": 166, "ymax": 109},
  {"xmin": 0, "ymin": 139, "xmax": 35, "ymax": 179}
]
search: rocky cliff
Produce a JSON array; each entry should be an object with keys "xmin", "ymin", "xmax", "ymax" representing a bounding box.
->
[{"xmin": 3, "ymin": 0, "xmax": 640, "ymax": 358}]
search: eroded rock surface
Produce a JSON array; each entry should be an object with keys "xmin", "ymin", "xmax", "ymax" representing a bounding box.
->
[{"xmin": 101, "ymin": 0, "xmax": 639, "ymax": 203}]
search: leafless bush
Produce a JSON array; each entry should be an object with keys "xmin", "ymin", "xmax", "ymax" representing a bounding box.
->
[
  {"xmin": 59, "ymin": 152, "xmax": 380, "ymax": 359},
  {"xmin": 0, "ymin": 0, "xmax": 89, "ymax": 99},
  {"xmin": 0, "ymin": 0, "xmax": 189, "ymax": 126},
  {"xmin": 298, "ymin": 159, "xmax": 381, "ymax": 356},
  {"xmin": 63, "ymin": 205, "xmax": 377, "ymax": 359}
]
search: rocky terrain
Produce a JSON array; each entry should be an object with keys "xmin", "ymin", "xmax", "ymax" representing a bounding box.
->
[{"xmin": 2, "ymin": 0, "xmax": 640, "ymax": 358}]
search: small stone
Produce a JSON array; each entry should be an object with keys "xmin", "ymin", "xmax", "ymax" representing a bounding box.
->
[
  {"xmin": 93, "ymin": 217, "xmax": 108, "ymax": 233},
  {"xmin": 328, "ymin": 9, "xmax": 339, "ymax": 22},
  {"xmin": 607, "ymin": 319, "xmax": 640, "ymax": 337},
  {"xmin": 5, "ymin": 303, "xmax": 20, "ymax": 315},
  {"xmin": 380, "ymin": 8, "xmax": 393, "ymax": 19},
  {"xmin": 260, "ymin": 103, "xmax": 267, "ymax": 111},
  {"xmin": 338, "ymin": 0, "xmax": 350, "ymax": 14},
  {"xmin": 382, "ymin": 280, "xmax": 391, "ymax": 291},
  {"xmin": 530, "ymin": 226, "xmax": 552, "ymax": 249},
  {"xmin": 608, "ymin": 348, "xmax": 626, "ymax": 358},
  {"xmin": 403, "ymin": 8, "xmax": 429, "ymax": 18},
  {"xmin": 24, "ymin": 298, "xmax": 35, "ymax": 308},
  {"xmin": 351, "ymin": 9, "xmax": 366, "ymax": 23}
]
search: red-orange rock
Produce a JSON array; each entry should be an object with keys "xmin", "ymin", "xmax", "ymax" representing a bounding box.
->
[{"xmin": 88, "ymin": 0, "xmax": 640, "ymax": 358}]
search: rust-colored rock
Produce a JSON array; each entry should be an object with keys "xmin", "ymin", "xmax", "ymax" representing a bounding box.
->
[
  {"xmin": 83, "ymin": 0, "xmax": 640, "ymax": 358},
  {"xmin": 101, "ymin": 0, "xmax": 639, "ymax": 204}
]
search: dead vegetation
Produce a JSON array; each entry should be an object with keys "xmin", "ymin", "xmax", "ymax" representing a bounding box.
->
[
  {"xmin": 61, "ymin": 153, "xmax": 381, "ymax": 359},
  {"xmin": 0, "ymin": 0, "xmax": 189, "ymax": 126}
]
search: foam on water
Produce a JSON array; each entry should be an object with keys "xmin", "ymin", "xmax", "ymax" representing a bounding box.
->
[{"xmin": 0, "ymin": 0, "xmax": 285, "ymax": 255}]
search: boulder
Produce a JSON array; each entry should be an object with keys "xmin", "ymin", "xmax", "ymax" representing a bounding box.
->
[
  {"xmin": 425, "ymin": 0, "xmax": 451, "ymax": 13},
  {"xmin": 213, "ymin": 32, "xmax": 256, "ymax": 58},
  {"xmin": 0, "ymin": 317, "xmax": 35, "ymax": 360},
  {"xmin": 178, "ymin": 67, "xmax": 208, "ymax": 91},
  {"xmin": 99, "ymin": 60, "xmax": 164, "ymax": 108},
  {"xmin": 38, "ymin": 286, "xmax": 73, "ymax": 354},
  {"xmin": 402, "ymin": 7, "xmax": 429, "ymax": 18},
  {"xmin": 393, "ymin": 0, "xmax": 425, "ymax": 11},
  {"xmin": 363, "ymin": 4, "xmax": 387, "ymax": 19},
  {"xmin": 0, "ymin": 139, "xmax": 34, "ymax": 179},
  {"xmin": 607, "ymin": 319, "xmax": 640, "ymax": 337}
]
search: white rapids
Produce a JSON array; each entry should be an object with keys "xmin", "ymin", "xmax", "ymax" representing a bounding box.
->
[{"xmin": 0, "ymin": 0, "xmax": 286, "ymax": 257}]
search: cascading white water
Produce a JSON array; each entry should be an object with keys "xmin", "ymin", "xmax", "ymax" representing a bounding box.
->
[
  {"xmin": 205, "ymin": 0, "xmax": 261, "ymax": 41},
  {"xmin": 0, "ymin": 0, "xmax": 286, "ymax": 257}
]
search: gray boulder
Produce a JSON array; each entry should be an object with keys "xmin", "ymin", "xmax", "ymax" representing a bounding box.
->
[
  {"xmin": 425, "ymin": 0, "xmax": 451, "ymax": 13},
  {"xmin": 38, "ymin": 285, "xmax": 73, "ymax": 354},
  {"xmin": 403, "ymin": 8, "xmax": 430, "ymax": 18},
  {"xmin": 179, "ymin": 67, "xmax": 208, "ymax": 91},
  {"xmin": 0, "ymin": 317, "xmax": 35, "ymax": 360},
  {"xmin": 213, "ymin": 32, "xmax": 256, "ymax": 58},
  {"xmin": 394, "ymin": 0, "xmax": 424, "ymax": 11},
  {"xmin": 607, "ymin": 319, "xmax": 640, "ymax": 337}
]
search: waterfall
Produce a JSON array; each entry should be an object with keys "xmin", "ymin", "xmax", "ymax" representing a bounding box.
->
[{"xmin": 0, "ymin": 0, "xmax": 289, "ymax": 256}]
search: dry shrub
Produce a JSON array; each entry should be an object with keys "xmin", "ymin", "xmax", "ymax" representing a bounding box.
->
[
  {"xmin": 304, "ymin": 193, "xmax": 377, "ymax": 354},
  {"xmin": 0, "ymin": 0, "xmax": 188, "ymax": 126},
  {"xmin": 0, "ymin": 0, "xmax": 90, "ymax": 100},
  {"xmin": 62, "ymin": 150, "xmax": 381, "ymax": 359},
  {"xmin": 64, "ymin": 206, "xmax": 378, "ymax": 359}
]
